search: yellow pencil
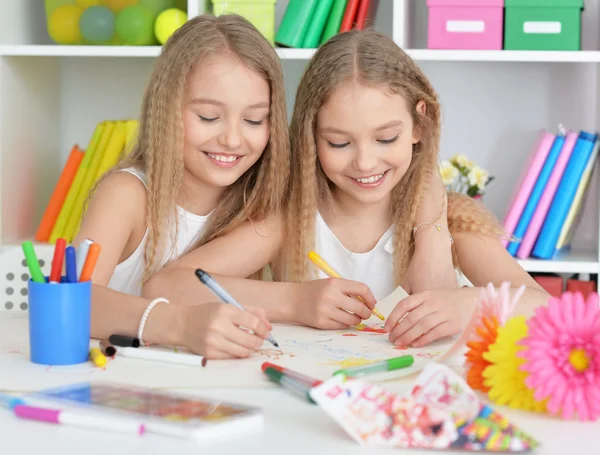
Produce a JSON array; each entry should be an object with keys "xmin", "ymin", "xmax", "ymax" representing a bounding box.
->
[{"xmin": 308, "ymin": 251, "xmax": 385, "ymax": 321}]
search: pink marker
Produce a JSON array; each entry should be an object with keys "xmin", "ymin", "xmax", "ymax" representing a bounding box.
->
[{"xmin": 13, "ymin": 404, "xmax": 146, "ymax": 436}]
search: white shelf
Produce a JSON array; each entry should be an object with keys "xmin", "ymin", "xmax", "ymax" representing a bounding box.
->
[
  {"xmin": 0, "ymin": 45, "xmax": 316, "ymax": 60},
  {"xmin": 5, "ymin": 45, "xmax": 600, "ymax": 63},
  {"xmin": 517, "ymin": 250, "xmax": 599, "ymax": 274}
]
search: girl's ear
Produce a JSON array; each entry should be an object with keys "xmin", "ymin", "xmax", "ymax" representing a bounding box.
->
[{"xmin": 412, "ymin": 100, "xmax": 427, "ymax": 144}]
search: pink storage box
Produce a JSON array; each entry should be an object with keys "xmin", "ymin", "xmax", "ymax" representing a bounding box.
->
[{"xmin": 427, "ymin": 0, "xmax": 504, "ymax": 50}]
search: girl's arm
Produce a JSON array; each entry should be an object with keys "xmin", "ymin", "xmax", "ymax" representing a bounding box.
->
[
  {"xmin": 143, "ymin": 215, "xmax": 378, "ymax": 328},
  {"xmin": 73, "ymin": 173, "xmax": 270, "ymax": 359},
  {"xmin": 385, "ymin": 232, "xmax": 549, "ymax": 347},
  {"xmin": 404, "ymin": 171, "xmax": 457, "ymax": 293}
]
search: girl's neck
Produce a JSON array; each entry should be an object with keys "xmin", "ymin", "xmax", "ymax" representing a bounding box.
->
[
  {"xmin": 176, "ymin": 169, "xmax": 224, "ymax": 216},
  {"xmin": 328, "ymin": 188, "xmax": 392, "ymax": 224},
  {"xmin": 319, "ymin": 188, "xmax": 393, "ymax": 254}
]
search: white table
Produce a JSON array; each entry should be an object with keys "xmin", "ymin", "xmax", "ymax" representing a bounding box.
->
[{"xmin": 0, "ymin": 313, "xmax": 598, "ymax": 454}]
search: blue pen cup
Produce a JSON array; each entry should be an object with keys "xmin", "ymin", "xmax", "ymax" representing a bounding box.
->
[{"xmin": 28, "ymin": 277, "xmax": 91, "ymax": 365}]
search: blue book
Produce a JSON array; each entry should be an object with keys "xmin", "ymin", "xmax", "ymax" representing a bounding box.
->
[
  {"xmin": 532, "ymin": 131, "xmax": 598, "ymax": 259},
  {"xmin": 506, "ymin": 134, "xmax": 566, "ymax": 256}
]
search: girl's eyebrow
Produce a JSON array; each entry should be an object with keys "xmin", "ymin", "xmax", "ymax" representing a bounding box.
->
[
  {"xmin": 190, "ymin": 97, "xmax": 269, "ymax": 109},
  {"xmin": 320, "ymin": 120, "xmax": 404, "ymax": 135},
  {"xmin": 375, "ymin": 120, "xmax": 404, "ymax": 131}
]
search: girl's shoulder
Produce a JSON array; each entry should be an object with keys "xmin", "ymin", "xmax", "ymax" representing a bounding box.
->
[{"xmin": 89, "ymin": 168, "xmax": 148, "ymax": 224}]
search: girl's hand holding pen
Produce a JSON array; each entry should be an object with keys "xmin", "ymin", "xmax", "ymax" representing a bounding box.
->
[
  {"xmin": 180, "ymin": 303, "xmax": 272, "ymax": 359},
  {"xmin": 294, "ymin": 278, "xmax": 377, "ymax": 330}
]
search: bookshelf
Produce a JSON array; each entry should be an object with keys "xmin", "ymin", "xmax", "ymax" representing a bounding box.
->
[{"xmin": 0, "ymin": 0, "xmax": 599, "ymax": 284}]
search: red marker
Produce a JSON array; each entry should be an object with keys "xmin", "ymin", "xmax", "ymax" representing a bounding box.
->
[
  {"xmin": 261, "ymin": 362, "xmax": 322, "ymax": 388},
  {"xmin": 49, "ymin": 238, "xmax": 66, "ymax": 283}
]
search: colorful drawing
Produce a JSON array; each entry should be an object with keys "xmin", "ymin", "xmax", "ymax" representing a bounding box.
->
[
  {"xmin": 310, "ymin": 363, "xmax": 539, "ymax": 452},
  {"xmin": 353, "ymin": 323, "xmax": 387, "ymax": 334}
]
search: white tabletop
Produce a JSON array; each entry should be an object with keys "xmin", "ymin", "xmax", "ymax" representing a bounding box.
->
[{"xmin": 0, "ymin": 313, "xmax": 598, "ymax": 454}]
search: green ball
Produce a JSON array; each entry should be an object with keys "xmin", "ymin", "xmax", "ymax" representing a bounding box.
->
[
  {"xmin": 139, "ymin": 0, "xmax": 176, "ymax": 17},
  {"xmin": 79, "ymin": 5, "xmax": 115, "ymax": 43},
  {"xmin": 115, "ymin": 5, "xmax": 155, "ymax": 45}
]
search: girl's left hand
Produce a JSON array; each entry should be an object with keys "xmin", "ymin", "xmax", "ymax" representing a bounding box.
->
[{"xmin": 383, "ymin": 290, "xmax": 463, "ymax": 348}]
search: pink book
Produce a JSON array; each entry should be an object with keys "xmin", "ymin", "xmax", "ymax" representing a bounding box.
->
[
  {"xmin": 516, "ymin": 130, "xmax": 578, "ymax": 259},
  {"xmin": 502, "ymin": 131, "xmax": 555, "ymax": 247}
]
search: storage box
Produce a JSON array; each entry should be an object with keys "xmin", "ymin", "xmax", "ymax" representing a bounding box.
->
[
  {"xmin": 427, "ymin": 0, "xmax": 504, "ymax": 50},
  {"xmin": 212, "ymin": 0, "xmax": 276, "ymax": 45},
  {"xmin": 504, "ymin": 0, "xmax": 583, "ymax": 51}
]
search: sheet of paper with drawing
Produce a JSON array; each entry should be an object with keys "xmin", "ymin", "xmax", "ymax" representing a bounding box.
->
[{"xmin": 0, "ymin": 286, "xmax": 468, "ymax": 391}]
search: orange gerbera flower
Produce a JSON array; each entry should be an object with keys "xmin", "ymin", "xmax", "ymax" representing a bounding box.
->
[{"xmin": 465, "ymin": 315, "xmax": 499, "ymax": 392}]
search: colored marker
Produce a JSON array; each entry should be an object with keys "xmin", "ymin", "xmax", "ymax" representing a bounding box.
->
[
  {"xmin": 21, "ymin": 242, "xmax": 45, "ymax": 283},
  {"xmin": 108, "ymin": 334, "xmax": 140, "ymax": 348},
  {"xmin": 13, "ymin": 404, "xmax": 146, "ymax": 436},
  {"xmin": 195, "ymin": 269, "xmax": 279, "ymax": 348},
  {"xmin": 333, "ymin": 355, "xmax": 414, "ymax": 378},
  {"xmin": 99, "ymin": 340, "xmax": 117, "ymax": 357},
  {"xmin": 264, "ymin": 367, "xmax": 316, "ymax": 404},
  {"xmin": 117, "ymin": 346, "xmax": 207, "ymax": 367},
  {"xmin": 89, "ymin": 347, "xmax": 107, "ymax": 367},
  {"xmin": 261, "ymin": 362, "xmax": 322, "ymax": 388},
  {"xmin": 308, "ymin": 251, "xmax": 385, "ymax": 321},
  {"xmin": 0, "ymin": 392, "xmax": 25, "ymax": 411},
  {"xmin": 76, "ymin": 238, "xmax": 94, "ymax": 279},
  {"xmin": 79, "ymin": 243, "xmax": 100, "ymax": 282},
  {"xmin": 49, "ymin": 238, "xmax": 66, "ymax": 283},
  {"xmin": 65, "ymin": 246, "xmax": 78, "ymax": 283}
]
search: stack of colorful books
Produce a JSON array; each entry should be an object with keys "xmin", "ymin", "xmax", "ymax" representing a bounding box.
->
[
  {"xmin": 503, "ymin": 127, "xmax": 599, "ymax": 260},
  {"xmin": 275, "ymin": 0, "xmax": 379, "ymax": 49},
  {"xmin": 35, "ymin": 120, "xmax": 139, "ymax": 245}
]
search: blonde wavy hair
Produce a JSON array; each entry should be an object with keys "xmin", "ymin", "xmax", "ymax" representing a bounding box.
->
[
  {"xmin": 114, "ymin": 14, "xmax": 289, "ymax": 282},
  {"xmin": 278, "ymin": 29, "xmax": 503, "ymax": 285}
]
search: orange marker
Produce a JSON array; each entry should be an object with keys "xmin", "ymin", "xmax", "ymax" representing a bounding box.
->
[{"xmin": 78, "ymin": 243, "xmax": 100, "ymax": 282}]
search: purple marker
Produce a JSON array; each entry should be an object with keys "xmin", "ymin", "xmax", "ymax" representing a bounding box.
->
[{"xmin": 13, "ymin": 404, "xmax": 146, "ymax": 436}]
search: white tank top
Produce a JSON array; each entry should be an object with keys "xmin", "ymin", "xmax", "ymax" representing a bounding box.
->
[
  {"xmin": 313, "ymin": 212, "xmax": 471, "ymax": 301},
  {"xmin": 107, "ymin": 168, "xmax": 211, "ymax": 296}
]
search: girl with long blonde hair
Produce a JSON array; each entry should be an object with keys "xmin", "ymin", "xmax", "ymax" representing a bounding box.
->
[
  {"xmin": 146, "ymin": 29, "xmax": 549, "ymax": 349},
  {"xmin": 74, "ymin": 14, "xmax": 288, "ymax": 359}
]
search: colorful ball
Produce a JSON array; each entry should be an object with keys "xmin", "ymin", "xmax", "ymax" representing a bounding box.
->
[
  {"xmin": 115, "ymin": 5, "xmax": 155, "ymax": 45},
  {"xmin": 101, "ymin": 0, "xmax": 139, "ymax": 12},
  {"xmin": 80, "ymin": 5, "xmax": 115, "ymax": 43},
  {"xmin": 154, "ymin": 8, "xmax": 186, "ymax": 45},
  {"xmin": 139, "ymin": 0, "xmax": 176, "ymax": 16},
  {"xmin": 48, "ymin": 5, "xmax": 83, "ymax": 45},
  {"xmin": 75, "ymin": 0, "xmax": 101, "ymax": 7}
]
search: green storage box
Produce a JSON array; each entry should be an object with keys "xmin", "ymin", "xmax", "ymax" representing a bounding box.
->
[{"xmin": 504, "ymin": 0, "xmax": 583, "ymax": 50}]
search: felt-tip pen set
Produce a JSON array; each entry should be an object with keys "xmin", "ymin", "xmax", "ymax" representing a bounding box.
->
[{"xmin": 22, "ymin": 238, "xmax": 100, "ymax": 283}]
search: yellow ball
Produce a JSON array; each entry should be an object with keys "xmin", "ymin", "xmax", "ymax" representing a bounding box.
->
[
  {"xmin": 101, "ymin": 0, "xmax": 139, "ymax": 12},
  {"xmin": 154, "ymin": 8, "xmax": 187, "ymax": 45},
  {"xmin": 75, "ymin": 0, "xmax": 101, "ymax": 7},
  {"xmin": 48, "ymin": 5, "xmax": 83, "ymax": 45}
]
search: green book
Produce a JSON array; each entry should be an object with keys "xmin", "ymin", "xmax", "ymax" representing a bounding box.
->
[
  {"xmin": 320, "ymin": 0, "xmax": 348, "ymax": 45},
  {"xmin": 301, "ymin": 0, "xmax": 335, "ymax": 48},
  {"xmin": 275, "ymin": 0, "xmax": 320, "ymax": 48}
]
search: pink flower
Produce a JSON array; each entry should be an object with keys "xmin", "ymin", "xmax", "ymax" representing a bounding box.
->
[
  {"xmin": 466, "ymin": 282, "xmax": 525, "ymax": 346},
  {"xmin": 520, "ymin": 291, "xmax": 600, "ymax": 421}
]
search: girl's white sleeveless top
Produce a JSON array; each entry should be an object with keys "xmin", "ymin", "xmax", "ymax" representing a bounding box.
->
[
  {"xmin": 313, "ymin": 212, "xmax": 471, "ymax": 301},
  {"xmin": 107, "ymin": 168, "xmax": 210, "ymax": 296}
]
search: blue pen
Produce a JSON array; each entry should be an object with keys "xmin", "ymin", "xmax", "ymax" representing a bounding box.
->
[
  {"xmin": 65, "ymin": 246, "xmax": 78, "ymax": 283},
  {"xmin": 195, "ymin": 269, "xmax": 279, "ymax": 348},
  {"xmin": 0, "ymin": 392, "xmax": 25, "ymax": 411}
]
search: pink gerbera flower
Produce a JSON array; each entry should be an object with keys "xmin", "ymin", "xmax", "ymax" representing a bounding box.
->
[{"xmin": 520, "ymin": 291, "xmax": 600, "ymax": 421}]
